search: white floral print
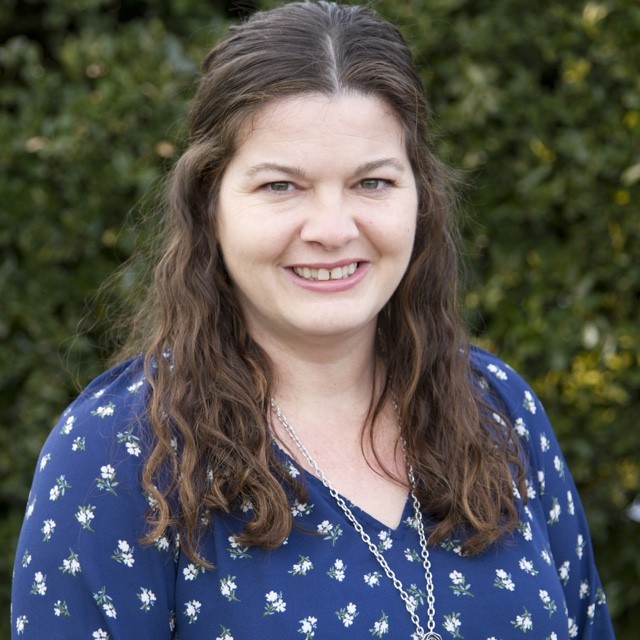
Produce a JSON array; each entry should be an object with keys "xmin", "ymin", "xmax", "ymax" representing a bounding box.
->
[
  {"xmin": 93, "ymin": 587, "xmax": 117, "ymax": 619},
  {"xmin": 49, "ymin": 475, "xmax": 71, "ymax": 501},
  {"xmin": 138, "ymin": 588, "xmax": 157, "ymax": 611},
  {"xmin": 298, "ymin": 615, "xmax": 317, "ymax": 638},
  {"xmin": 96, "ymin": 465, "xmax": 118, "ymax": 494},
  {"xmin": 117, "ymin": 427, "xmax": 142, "ymax": 456},
  {"xmin": 184, "ymin": 599, "xmax": 201, "ymax": 624},
  {"xmin": 264, "ymin": 590, "xmax": 286, "ymax": 615},
  {"xmin": 519, "ymin": 557, "xmax": 538, "ymax": 576},
  {"xmin": 10, "ymin": 350, "xmax": 615, "ymax": 639},
  {"xmin": 220, "ymin": 576, "xmax": 239, "ymax": 601},
  {"xmin": 487, "ymin": 363, "xmax": 508, "ymax": 380},
  {"xmin": 523, "ymin": 390, "xmax": 537, "ymax": 414},
  {"xmin": 60, "ymin": 415, "xmax": 75, "ymax": 434},
  {"xmin": 443, "ymin": 611, "xmax": 463, "ymax": 638},
  {"xmin": 30, "ymin": 572, "xmax": 46, "ymax": 596},
  {"xmin": 317, "ymin": 520, "xmax": 343, "ymax": 545},
  {"xmin": 336, "ymin": 602, "xmax": 358, "ymax": 627},
  {"xmin": 370, "ymin": 611, "xmax": 389, "ymax": 637},
  {"xmin": 15, "ymin": 615, "xmax": 28, "ymax": 635},
  {"xmin": 59, "ymin": 549, "xmax": 81, "ymax": 575},
  {"xmin": 539, "ymin": 589, "xmax": 557, "ymax": 616},
  {"xmin": 92, "ymin": 402, "xmax": 115, "ymax": 418},
  {"xmin": 227, "ymin": 534, "xmax": 251, "ymax": 559},
  {"xmin": 75, "ymin": 504, "xmax": 96, "ymax": 531},
  {"xmin": 364, "ymin": 571, "xmax": 382, "ymax": 587},
  {"xmin": 327, "ymin": 559, "xmax": 346, "ymax": 581},
  {"xmin": 183, "ymin": 563, "xmax": 201, "ymax": 581},
  {"xmin": 512, "ymin": 607, "xmax": 533, "ymax": 632},
  {"xmin": 289, "ymin": 555, "xmax": 313, "ymax": 576},
  {"xmin": 494, "ymin": 568, "xmax": 515, "ymax": 591},
  {"xmin": 111, "ymin": 540, "xmax": 135, "ymax": 567},
  {"xmin": 449, "ymin": 570, "xmax": 473, "ymax": 597},
  {"xmin": 215, "ymin": 627, "xmax": 234, "ymax": 640},
  {"xmin": 40, "ymin": 519, "xmax": 55, "ymax": 541}
]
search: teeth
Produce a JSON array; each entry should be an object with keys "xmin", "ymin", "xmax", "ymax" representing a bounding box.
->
[{"xmin": 293, "ymin": 262, "xmax": 358, "ymax": 281}]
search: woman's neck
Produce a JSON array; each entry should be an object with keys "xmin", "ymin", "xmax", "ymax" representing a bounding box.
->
[
  {"xmin": 261, "ymin": 327, "xmax": 409, "ymax": 525},
  {"xmin": 254, "ymin": 326, "xmax": 382, "ymax": 435}
]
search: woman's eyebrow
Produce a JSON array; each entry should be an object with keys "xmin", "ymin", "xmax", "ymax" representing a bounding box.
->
[
  {"xmin": 353, "ymin": 158, "xmax": 406, "ymax": 175},
  {"xmin": 245, "ymin": 162, "xmax": 307, "ymax": 178},
  {"xmin": 244, "ymin": 158, "xmax": 406, "ymax": 179}
]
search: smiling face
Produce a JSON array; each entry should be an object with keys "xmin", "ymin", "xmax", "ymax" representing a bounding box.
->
[{"xmin": 216, "ymin": 92, "xmax": 418, "ymax": 348}]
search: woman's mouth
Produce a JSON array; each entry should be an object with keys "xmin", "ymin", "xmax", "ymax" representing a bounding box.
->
[{"xmin": 292, "ymin": 262, "xmax": 358, "ymax": 281}]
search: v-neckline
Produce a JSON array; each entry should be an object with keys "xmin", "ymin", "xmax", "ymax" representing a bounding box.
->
[{"xmin": 272, "ymin": 440, "xmax": 414, "ymax": 537}]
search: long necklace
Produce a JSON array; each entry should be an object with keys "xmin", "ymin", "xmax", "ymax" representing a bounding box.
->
[{"xmin": 270, "ymin": 399, "xmax": 442, "ymax": 640}]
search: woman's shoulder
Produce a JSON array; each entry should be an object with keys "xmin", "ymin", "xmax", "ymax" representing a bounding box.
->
[
  {"xmin": 32, "ymin": 355, "xmax": 153, "ymax": 490},
  {"xmin": 469, "ymin": 344, "xmax": 545, "ymax": 419},
  {"xmin": 12, "ymin": 356, "xmax": 178, "ymax": 639},
  {"xmin": 20, "ymin": 355, "xmax": 156, "ymax": 561},
  {"xmin": 55, "ymin": 354, "xmax": 149, "ymax": 430},
  {"xmin": 62, "ymin": 354, "xmax": 150, "ymax": 422}
]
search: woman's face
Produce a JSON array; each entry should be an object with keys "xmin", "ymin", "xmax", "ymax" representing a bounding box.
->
[{"xmin": 216, "ymin": 92, "xmax": 418, "ymax": 348}]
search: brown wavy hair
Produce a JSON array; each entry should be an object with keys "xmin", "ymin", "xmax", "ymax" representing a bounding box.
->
[{"xmin": 122, "ymin": 1, "xmax": 525, "ymax": 564}]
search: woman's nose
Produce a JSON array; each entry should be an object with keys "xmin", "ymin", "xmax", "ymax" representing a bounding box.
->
[{"xmin": 298, "ymin": 191, "xmax": 360, "ymax": 250}]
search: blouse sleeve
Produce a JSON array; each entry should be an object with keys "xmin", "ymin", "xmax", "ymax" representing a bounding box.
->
[
  {"xmin": 473, "ymin": 347, "xmax": 616, "ymax": 639},
  {"xmin": 11, "ymin": 358, "xmax": 178, "ymax": 640}
]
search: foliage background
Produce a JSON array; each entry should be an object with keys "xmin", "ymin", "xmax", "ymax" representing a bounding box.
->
[{"xmin": 1, "ymin": 0, "xmax": 638, "ymax": 637}]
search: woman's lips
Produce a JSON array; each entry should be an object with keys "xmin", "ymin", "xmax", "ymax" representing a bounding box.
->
[
  {"xmin": 292, "ymin": 262, "xmax": 358, "ymax": 281},
  {"xmin": 287, "ymin": 260, "xmax": 368, "ymax": 291}
]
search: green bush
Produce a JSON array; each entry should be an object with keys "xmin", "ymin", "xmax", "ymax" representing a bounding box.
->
[
  {"xmin": 1, "ymin": 0, "xmax": 638, "ymax": 637},
  {"xmin": 1, "ymin": 1, "xmax": 229, "ymax": 635},
  {"xmin": 384, "ymin": 1, "xmax": 640, "ymax": 633}
]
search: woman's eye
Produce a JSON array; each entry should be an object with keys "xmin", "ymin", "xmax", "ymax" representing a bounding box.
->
[
  {"xmin": 265, "ymin": 181, "xmax": 294, "ymax": 192},
  {"xmin": 359, "ymin": 178, "xmax": 389, "ymax": 190}
]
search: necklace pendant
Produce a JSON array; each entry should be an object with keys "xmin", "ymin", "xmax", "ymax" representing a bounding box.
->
[{"xmin": 423, "ymin": 633, "xmax": 443, "ymax": 640}]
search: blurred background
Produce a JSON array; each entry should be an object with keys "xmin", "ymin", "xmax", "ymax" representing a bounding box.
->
[{"xmin": 1, "ymin": 0, "xmax": 638, "ymax": 637}]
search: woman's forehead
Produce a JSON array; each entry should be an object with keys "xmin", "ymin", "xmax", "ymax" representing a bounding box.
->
[{"xmin": 234, "ymin": 91, "xmax": 403, "ymax": 148}]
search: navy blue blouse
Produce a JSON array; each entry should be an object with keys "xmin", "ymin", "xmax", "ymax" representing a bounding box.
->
[{"xmin": 11, "ymin": 347, "xmax": 615, "ymax": 639}]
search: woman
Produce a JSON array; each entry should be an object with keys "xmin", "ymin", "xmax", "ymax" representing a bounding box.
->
[{"xmin": 11, "ymin": 2, "xmax": 615, "ymax": 638}]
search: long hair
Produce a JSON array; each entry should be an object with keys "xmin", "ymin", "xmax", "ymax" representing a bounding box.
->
[{"xmin": 124, "ymin": 0, "xmax": 525, "ymax": 564}]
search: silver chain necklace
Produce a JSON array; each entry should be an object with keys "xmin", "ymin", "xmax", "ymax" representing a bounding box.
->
[{"xmin": 270, "ymin": 399, "xmax": 442, "ymax": 640}]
